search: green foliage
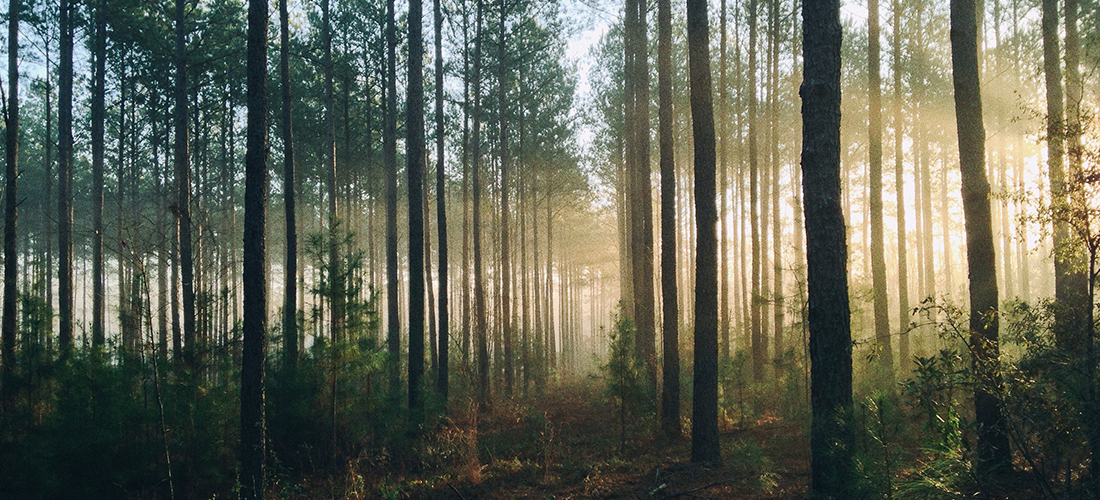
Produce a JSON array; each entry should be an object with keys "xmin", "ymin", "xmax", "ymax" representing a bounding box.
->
[
  {"xmin": 602, "ymin": 309, "xmax": 645, "ymax": 453},
  {"xmin": 718, "ymin": 350, "xmax": 757, "ymax": 426},
  {"xmin": 724, "ymin": 438, "xmax": 780, "ymax": 494},
  {"xmin": 851, "ymin": 392, "xmax": 910, "ymax": 499}
]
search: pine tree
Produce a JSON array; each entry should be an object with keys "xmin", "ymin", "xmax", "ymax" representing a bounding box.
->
[
  {"xmin": 950, "ymin": 0, "xmax": 1013, "ymax": 477},
  {"xmin": 801, "ymin": 0, "xmax": 854, "ymax": 493},
  {"xmin": 687, "ymin": 0, "xmax": 719, "ymax": 464}
]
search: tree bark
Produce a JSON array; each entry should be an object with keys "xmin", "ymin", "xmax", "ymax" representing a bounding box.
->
[
  {"xmin": 687, "ymin": 0, "xmax": 719, "ymax": 464},
  {"xmin": 407, "ymin": 0, "xmax": 427, "ymax": 434},
  {"xmin": 748, "ymin": 0, "xmax": 764, "ymax": 382},
  {"xmin": 949, "ymin": 0, "xmax": 1013, "ymax": 476},
  {"xmin": 435, "ymin": 0, "xmax": 450, "ymax": 404},
  {"xmin": 2, "ymin": 0, "xmax": 19, "ymax": 401},
  {"xmin": 868, "ymin": 0, "xmax": 892, "ymax": 378},
  {"xmin": 658, "ymin": 0, "xmax": 680, "ymax": 439},
  {"xmin": 626, "ymin": 0, "xmax": 656, "ymax": 392},
  {"xmin": 280, "ymin": 0, "xmax": 298, "ymax": 369},
  {"xmin": 801, "ymin": 0, "xmax": 854, "ymax": 494},
  {"xmin": 472, "ymin": 0, "xmax": 490, "ymax": 409},
  {"xmin": 498, "ymin": 0, "xmax": 514, "ymax": 395},
  {"xmin": 322, "ymin": 0, "xmax": 342, "ymax": 344},
  {"xmin": 58, "ymin": 0, "xmax": 74, "ymax": 356},
  {"xmin": 175, "ymin": 0, "xmax": 197, "ymax": 370},
  {"xmin": 892, "ymin": 0, "xmax": 909, "ymax": 370},
  {"xmin": 90, "ymin": 0, "xmax": 106, "ymax": 349},
  {"xmin": 240, "ymin": 0, "xmax": 269, "ymax": 495},
  {"xmin": 718, "ymin": 0, "xmax": 729, "ymax": 361},
  {"xmin": 385, "ymin": 0, "xmax": 401, "ymax": 388}
]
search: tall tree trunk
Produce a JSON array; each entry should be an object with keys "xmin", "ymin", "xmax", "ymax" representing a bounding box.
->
[
  {"xmin": 424, "ymin": 165, "xmax": 436, "ymax": 372},
  {"xmin": 1061, "ymin": 0, "xmax": 1097, "ymax": 475},
  {"xmin": 626, "ymin": 0, "xmax": 656, "ymax": 391},
  {"xmin": 435, "ymin": 0, "xmax": 450, "ymax": 403},
  {"xmin": 58, "ymin": 0, "xmax": 74, "ymax": 356},
  {"xmin": 769, "ymin": 0, "xmax": 782, "ymax": 359},
  {"xmin": 532, "ymin": 171, "xmax": 544, "ymax": 389},
  {"xmin": 892, "ymin": 0, "xmax": 909, "ymax": 370},
  {"xmin": 44, "ymin": 47, "xmax": 53, "ymax": 346},
  {"xmin": 748, "ymin": 0, "xmax": 763, "ymax": 382},
  {"xmin": 117, "ymin": 67, "xmax": 130, "ymax": 354},
  {"xmin": 718, "ymin": 0, "xmax": 729, "ymax": 361},
  {"xmin": 175, "ymin": 0, "xmax": 197, "ymax": 370},
  {"xmin": 472, "ymin": 0, "xmax": 489, "ymax": 408},
  {"xmin": 322, "ymin": 0, "xmax": 342, "ymax": 346},
  {"xmin": 280, "ymin": 0, "xmax": 298, "ymax": 370},
  {"xmin": 462, "ymin": 4, "xmax": 472, "ymax": 368},
  {"xmin": 519, "ymin": 132, "xmax": 529, "ymax": 393},
  {"xmin": 240, "ymin": 0, "xmax": 269, "ymax": 494},
  {"xmin": 156, "ymin": 115, "xmax": 169, "ymax": 361},
  {"xmin": 802, "ymin": 0, "xmax": 854, "ymax": 493},
  {"xmin": 407, "ymin": 0, "xmax": 427, "ymax": 433},
  {"xmin": 868, "ymin": 0, "xmax": 891, "ymax": 379},
  {"xmin": 90, "ymin": 0, "xmax": 106, "ymax": 349},
  {"xmin": 920, "ymin": 130, "xmax": 933, "ymax": 301},
  {"xmin": 950, "ymin": 0, "xmax": 1012, "ymax": 476},
  {"xmin": 1042, "ymin": 0, "xmax": 1086, "ymax": 351},
  {"xmin": 658, "ymin": 0, "xmax": 680, "ymax": 439},
  {"xmin": 321, "ymin": 0, "xmax": 339, "ymax": 456},
  {"xmin": 546, "ymin": 182, "xmax": 555, "ymax": 373},
  {"xmin": 385, "ymin": 0, "xmax": 401, "ymax": 388},
  {"xmin": 2, "ymin": 0, "xmax": 19, "ymax": 401},
  {"xmin": 498, "ymin": 0, "xmax": 514, "ymax": 395},
  {"xmin": 687, "ymin": 0, "xmax": 719, "ymax": 464}
]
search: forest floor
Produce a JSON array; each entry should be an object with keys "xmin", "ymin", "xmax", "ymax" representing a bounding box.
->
[{"xmin": 348, "ymin": 378, "xmax": 810, "ymax": 499}]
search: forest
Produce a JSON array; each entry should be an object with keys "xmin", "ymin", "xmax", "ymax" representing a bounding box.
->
[{"xmin": 0, "ymin": 0, "xmax": 1097, "ymax": 497}]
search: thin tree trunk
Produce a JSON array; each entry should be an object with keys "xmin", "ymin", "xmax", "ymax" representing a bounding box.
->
[
  {"xmin": 424, "ymin": 162, "xmax": 437, "ymax": 372},
  {"xmin": 57, "ymin": 0, "xmax": 74, "ymax": 355},
  {"xmin": 462, "ymin": 4, "xmax": 472, "ymax": 368},
  {"xmin": 435, "ymin": 0, "xmax": 450, "ymax": 403},
  {"xmin": 44, "ymin": 46, "xmax": 53, "ymax": 344},
  {"xmin": 1, "ymin": 0, "xmax": 19, "ymax": 400},
  {"xmin": 385, "ymin": 0, "xmax": 401, "ymax": 388},
  {"xmin": 532, "ymin": 171, "xmax": 544, "ymax": 389},
  {"xmin": 175, "ymin": 0, "xmax": 197, "ymax": 369},
  {"xmin": 472, "ymin": 0, "xmax": 490, "ymax": 409},
  {"xmin": 498, "ymin": 0, "xmax": 514, "ymax": 395},
  {"xmin": 546, "ymin": 182, "xmax": 556, "ymax": 373},
  {"xmin": 659, "ymin": 0, "xmax": 680, "ymax": 439},
  {"xmin": 748, "ymin": 0, "xmax": 763, "ymax": 382},
  {"xmin": 280, "ymin": 0, "xmax": 298, "ymax": 370},
  {"xmin": 90, "ymin": 0, "xmax": 105, "ymax": 349},
  {"xmin": 868, "ymin": 0, "xmax": 892, "ymax": 378},
  {"xmin": 322, "ymin": 0, "xmax": 342, "ymax": 345},
  {"xmin": 769, "ymin": 0, "xmax": 782, "ymax": 359},
  {"xmin": 892, "ymin": 0, "xmax": 909, "ymax": 370},
  {"xmin": 718, "ymin": 0, "xmax": 729, "ymax": 360}
]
